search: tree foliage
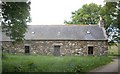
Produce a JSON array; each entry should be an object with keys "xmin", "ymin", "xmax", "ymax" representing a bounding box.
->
[
  {"xmin": 1, "ymin": 2, "xmax": 31, "ymax": 43},
  {"xmin": 64, "ymin": 3, "xmax": 102, "ymax": 25},
  {"xmin": 102, "ymin": 2, "xmax": 120, "ymax": 44},
  {"xmin": 100, "ymin": 2, "xmax": 118, "ymax": 29}
]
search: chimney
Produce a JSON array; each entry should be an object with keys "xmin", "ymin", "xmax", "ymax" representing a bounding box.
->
[{"xmin": 98, "ymin": 16, "xmax": 105, "ymax": 27}]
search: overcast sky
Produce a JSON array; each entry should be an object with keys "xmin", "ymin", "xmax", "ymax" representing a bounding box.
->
[{"xmin": 28, "ymin": 0, "xmax": 104, "ymax": 25}]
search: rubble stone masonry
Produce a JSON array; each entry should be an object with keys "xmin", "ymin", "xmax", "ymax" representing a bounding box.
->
[{"xmin": 2, "ymin": 40, "xmax": 108, "ymax": 56}]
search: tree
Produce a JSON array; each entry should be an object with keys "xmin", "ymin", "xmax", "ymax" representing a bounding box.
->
[
  {"xmin": 1, "ymin": 1, "xmax": 31, "ymax": 43},
  {"xmin": 64, "ymin": 3, "xmax": 102, "ymax": 25},
  {"xmin": 100, "ymin": 2, "xmax": 118, "ymax": 29},
  {"xmin": 116, "ymin": 1, "xmax": 120, "ymax": 29},
  {"xmin": 101, "ymin": 2, "xmax": 120, "ymax": 44}
]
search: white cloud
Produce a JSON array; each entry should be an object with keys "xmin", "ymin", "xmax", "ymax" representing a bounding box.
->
[{"xmin": 28, "ymin": 0, "xmax": 104, "ymax": 25}]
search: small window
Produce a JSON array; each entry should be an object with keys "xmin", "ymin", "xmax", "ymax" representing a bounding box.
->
[
  {"xmin": 25, "ymin": 46, "xmax": 30, "ymax": 53},
  {"xmin": 88, "ymin": 46, "xmax": 93, "ymax": 55}
]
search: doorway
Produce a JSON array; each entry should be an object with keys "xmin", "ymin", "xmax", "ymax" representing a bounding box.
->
[
  {"xmin": 88, "ymin": 46, "xmax": 93, "ymax": 55},
  {"xmin": 53, "ymin": 45, "xmax": 60, "ymax": 56},
  {"xmin": 25, "ymin": 46, "xmax": 30, "ymax": 54}
]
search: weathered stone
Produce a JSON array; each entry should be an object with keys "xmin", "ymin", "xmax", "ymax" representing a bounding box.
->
[{"xmin": 2, "ymin": 40, "xmax": 108, "ymax": 56}]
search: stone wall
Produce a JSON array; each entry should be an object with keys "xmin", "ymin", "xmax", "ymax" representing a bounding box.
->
[{"xmin": 2, "ymin": 40, "xmax": 108, "ymax": 56}]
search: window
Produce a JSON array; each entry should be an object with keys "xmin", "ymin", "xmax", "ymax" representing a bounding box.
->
[
  {"xmin": 25, "ymin": 46, "xmax": 30, "ymax": 53},
  {"xmin": 53, "ymin": 45, "xmax": 60, "ymax": 56},
  {"xmin": 88, "ymin": 46, "xmax": 93, "ymax": 55}
]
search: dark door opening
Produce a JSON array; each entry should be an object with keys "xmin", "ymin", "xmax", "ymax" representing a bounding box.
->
[
  {"xmin": 88, "ymin": 46, "xmax": 93, "ymax": 55},
  {"xmin": 53, "ymin": 45, "xmax": 60, "ymax": 56},
  {"xmin": 25, "ymin": 46, "xmax": 30, "ymax": 53}
]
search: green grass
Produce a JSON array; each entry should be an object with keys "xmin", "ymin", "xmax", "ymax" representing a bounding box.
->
[
  {"xmin": 0, "ymin": 58, "xmax": 2, "ymax": 73},
  {"xmin": 108, "ymin": 45, "xmax": 120, "ymax": 56},
  {"xmin": 2, "ymin": 54, "xmax": 112, "ymax": 73}
]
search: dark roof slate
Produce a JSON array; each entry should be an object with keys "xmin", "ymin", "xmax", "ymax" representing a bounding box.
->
[{"xmin": 0, "ymin": 25, "xmax": 107, "ymax": 41}]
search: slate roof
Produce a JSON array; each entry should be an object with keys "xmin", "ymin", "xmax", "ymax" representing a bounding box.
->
[{"xmin": 0, "ymin": 25, "xmax": 107, "ymax": 41}]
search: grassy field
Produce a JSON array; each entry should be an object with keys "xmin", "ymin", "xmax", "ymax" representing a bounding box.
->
[
  {"xmin": 108, "ymin": 45, "xmax": 119, "ymax": 56},
  {"xmin": 2, "ymin": 54, "xmax": 112, "ymax": 73}
]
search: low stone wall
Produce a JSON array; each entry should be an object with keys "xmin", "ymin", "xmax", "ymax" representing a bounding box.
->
[{"xmin": 2, "ymin": 40, "xmax": 108, "ymax": 56}]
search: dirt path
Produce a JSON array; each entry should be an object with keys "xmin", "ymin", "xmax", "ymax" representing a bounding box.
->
[{"xmin": 89, "ymin": 57, "xmax": 119, "ymax": 74}]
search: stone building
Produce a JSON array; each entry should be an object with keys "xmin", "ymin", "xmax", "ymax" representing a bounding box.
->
[{"xmin": 1, "ymin": 24, "xmax": 108, "ymax": 56}]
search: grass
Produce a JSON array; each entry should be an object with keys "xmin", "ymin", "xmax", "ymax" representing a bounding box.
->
[
  {"xmin": 0, "ymin": 58, "xmax": 2, "ymax": 73},
  {"xmin": 108, "ymin": 45, "xmax": 120, "ymax": 56},
  {"xmin": 2, "ymin": 54, "xmax": 112, "ymax": 73},
  {"xmin": 0, "ymin": 53, "xmax": 2, "ymax": 73}
]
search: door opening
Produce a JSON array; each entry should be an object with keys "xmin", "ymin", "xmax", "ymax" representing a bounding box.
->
[
  {"xmin": 88, "ymin": 46, "xmax": 93, "ymax": 55},
  {"xmin": 53, "ymin": 45, "xmax": 60, "ymax": 56},
  {"xmin": 25, "ymin": 46, "xmax": 30, "ymax": 54}
]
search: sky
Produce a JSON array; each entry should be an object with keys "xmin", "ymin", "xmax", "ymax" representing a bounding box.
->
[{"xmin": 28, "ymin": 0, "xmax": 104, "ymax": 25}]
